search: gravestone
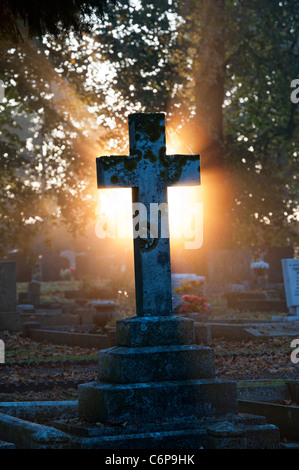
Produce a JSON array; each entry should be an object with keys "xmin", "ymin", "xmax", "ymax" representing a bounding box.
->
[
  {"xmin": 0, "ymin": 261, "xmax": 21, "ymax": 331},
  {"xmin": 265, "ymin": 246, "xmax": 294, "ymax": 284},
  {"xmin": 27, "ymin": 280, "xmax": 41, "ymax": 305},
  {"xmin": 75, "ymin": 253, "xmax": 90, "ymax": 278},
  {"xmin": 79, "ymin": 113, "xmax": 238, "ymax": 423},
  {"xmin": 208, "ymin": 249, "xmax": 253, "ymax": 286},
  {"xmin": 76, "ymin": 114, "xmax": 279, "ymax": 448},
  {"xmin": 282, "ymin": 259, "xmax": 299, "ymax": 317},
  {"xmin": 6, "ymin": 251, "xmax": 32, "ymax": 282}
]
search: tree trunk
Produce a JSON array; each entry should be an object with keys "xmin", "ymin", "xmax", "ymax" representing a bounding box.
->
[{"xmin": 192, "ymin": 0, "xmax": 232, "ymax": 251}]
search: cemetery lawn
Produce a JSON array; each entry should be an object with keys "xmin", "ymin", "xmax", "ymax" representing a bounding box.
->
[
  {"xmin": 213, "ymin": 336, "xmax": 298, "ymax": 380},
  {"xmin": 208, "ymin": 295, "xmax": 287, "ymax": 320},
  {"xmin": 0, "ymin": 331, "xmax": 298, "ymax": 402},
  {"xmin": 17, "ymin": 278, "xmax": 122, "ymax": 303},
  {"xmin": 18, "ymin": 280, "xmax": 84, "ymax": 303},
  {"xmin": 0, "ymin": 332, "xmax": 98, "ymax": 402}
]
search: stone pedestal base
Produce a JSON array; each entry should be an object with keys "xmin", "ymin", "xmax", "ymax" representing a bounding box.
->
[
  {"xmin": 79, "ymin": 378, "xmax": 237, "ymax": 423},
  {"xmin": 116, "ymin": 316, "xmax": 194, "ymax": 347},
  {"xmin": 97, "ymin": 344, "xmax": 215, "ymax": 383},
  {"xmin": 78, "ymin": 316, "xmax": 238, "ymax": 425},
  {"xmin": 77, "ymin": 315, "xmax": 279, "ymax": 448}
]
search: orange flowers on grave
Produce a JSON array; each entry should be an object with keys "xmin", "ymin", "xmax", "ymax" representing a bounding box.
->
[{"xmin": 174, "ymin": 279, "xmax": 205, "ymax": 296}]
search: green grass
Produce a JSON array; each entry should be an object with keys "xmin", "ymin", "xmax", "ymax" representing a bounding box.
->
[
  {"xmin": 17, "ymin": 278, "xmax": 112, "ymax": 303},
  {"xmin": 17, "ymin": 280, "xmax": 81, "ymax": 293},
  {"xmin": 237, "ymin": 379, "xmax": 287, "ymax": 387},
  {"xmin": 207, "ymin": 294, "xmax": 287, "ymax": 320}
]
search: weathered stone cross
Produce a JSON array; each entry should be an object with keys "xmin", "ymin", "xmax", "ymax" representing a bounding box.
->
[{"xmin": 96, "ymin": 113, "xmax": 200, "ymax": 317}]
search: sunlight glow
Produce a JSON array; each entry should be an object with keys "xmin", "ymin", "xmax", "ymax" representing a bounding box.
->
[{"xmin": 95, "ymin": 185, "xmax": 202, "ymax": 249}]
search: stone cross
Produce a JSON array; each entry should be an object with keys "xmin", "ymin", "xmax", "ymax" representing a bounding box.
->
[{"xmin": 96, "ymin": 113, "xmax": 200, "ymax": 317}]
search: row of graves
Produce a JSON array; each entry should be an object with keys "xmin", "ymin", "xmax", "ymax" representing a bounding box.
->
[
  {"xmin": 0, "ymin": 114, "xmax": 298, "ymax": 449},
  {"xmin": 3, "ymin": 248, "xmax": 298, "ymax": 350}
]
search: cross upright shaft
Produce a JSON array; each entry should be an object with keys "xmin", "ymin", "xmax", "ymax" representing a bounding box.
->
[{"xmin": 96, "ymin": 113, "xmax": 200, "ymax": 317}]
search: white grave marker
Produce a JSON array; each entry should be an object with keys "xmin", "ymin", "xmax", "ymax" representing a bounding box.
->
[{"xmin": 281, "ymin": 259, "xmax": 299, "ymax": 316}]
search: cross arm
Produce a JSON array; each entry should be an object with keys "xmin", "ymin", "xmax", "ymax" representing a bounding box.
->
[
  {"xmin": 96, "ymin": 155, "xmax": 139, "ymax": 188},
  {"xmin": 161, "ymin": 154, "xmax": 200, "ymax": 186}
]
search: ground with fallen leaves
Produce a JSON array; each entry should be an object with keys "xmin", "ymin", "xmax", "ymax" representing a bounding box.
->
[{"xmin": 0, "ymin": 331, "xmax": 298, "ymax": 402}]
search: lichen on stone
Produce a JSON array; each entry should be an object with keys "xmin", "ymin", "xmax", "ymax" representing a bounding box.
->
[
  {"xmin": 134, "ymin": 115, "xmax": 165, "ymax": 143},
  {"xmin": 144, "ymin": 149, "xmax": 157, "ymax": 163},
  {"xmin": 158, "ymin": 146, "xmax": 170, "ymax": 168},
  {"xmin": 100, "ymin": 156, "xmax": 123, "ymax": 171},
  {"xmin": 110, "ymin": 175, "xmax": 119, "ymax": 184},
  {"xmin": 124, "ymin": 157, "xmax": 138, "ymax": 172},
  {"xmin": 158, "ymin": 154, "xmax": 200, "ymax": 184}
]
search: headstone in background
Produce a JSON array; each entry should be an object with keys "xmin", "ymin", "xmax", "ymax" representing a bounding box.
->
[
  {"xmin": 208, "ymin": 249, "xmax": 253, "ymax": 286},
  {"xmin": 6, "ymin": 250, "xmax": 32, "ymax": 282},
  {"xmin": 265, "ymin": 246, "xmax": 294, "ymax": 284},
  {"xmin": 27, "ymin": 280, "xmax": 41, "ymax": 305},
  {"xmin": 282, "ymin": 258, "xmax": 299, "ymax": 316},
  {"xmin": 75, "ymin": 253, "xmax": 90, "ymax": 278},
  {"xmin": 0, "ymin": 261, "xmax": 21, "ymax": 331}
]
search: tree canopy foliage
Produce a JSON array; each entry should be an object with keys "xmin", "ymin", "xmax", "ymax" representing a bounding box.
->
[
  {"xmin": 0, "ymin": 0, "xmax": 298, "ymax": 258},
  {"xmin": 0, "ymin": 0, "xmax": 111, "ymax": 41}
]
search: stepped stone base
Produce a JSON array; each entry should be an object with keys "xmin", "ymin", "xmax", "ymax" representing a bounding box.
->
[
  {"xmin": 77, "ymin": 316, "xmax": 280, "ymax": 448},
  {"xmin": 98, "ymin": 344, "xmax": 215, "ymax": 383},
  {"xmin": 79, "ymin": 316, "xmax": 238, "ymax": 425},
  {"xmin": 116, "ymin": 316, "xmax": 194, "ymax": 347},
  {"xmin": 52, "ymin": 413, "xmax": 280, "ymax": 449},
  {"xmin": 78, "ymin": 378, "xmax": 238, "ymax": 423}
]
